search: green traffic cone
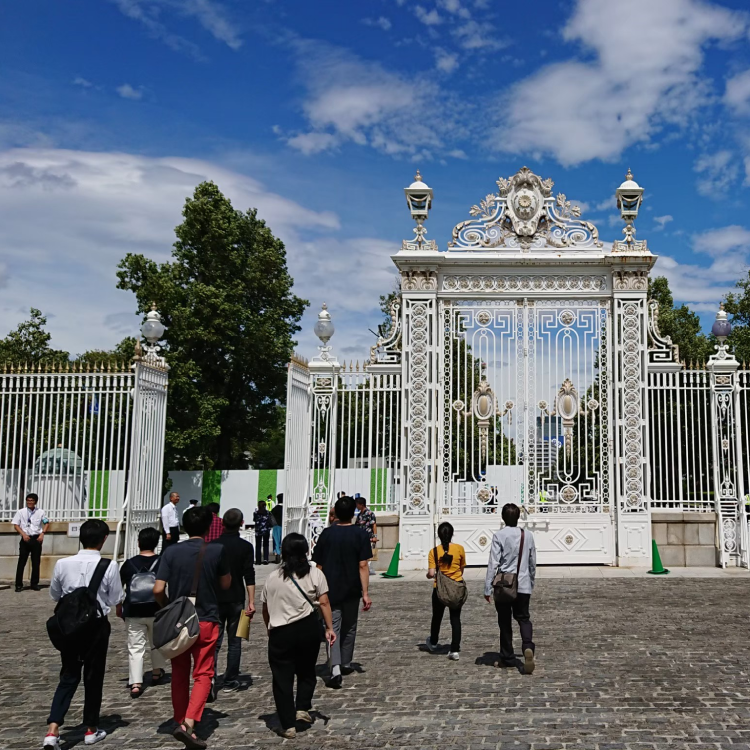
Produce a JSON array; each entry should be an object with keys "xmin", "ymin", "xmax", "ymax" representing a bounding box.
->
[
  {"xmin": 380, "ymin": 542, "xmax": 403, "ymax": 578},
  {"xmin": 647, "ymin": 539, "xmax": 669, "ymax": 575}
]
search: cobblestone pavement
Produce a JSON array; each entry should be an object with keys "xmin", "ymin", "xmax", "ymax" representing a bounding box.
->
[{"xmin": 4, "ymin": 577, "xmax": 750, "ymax": 750}]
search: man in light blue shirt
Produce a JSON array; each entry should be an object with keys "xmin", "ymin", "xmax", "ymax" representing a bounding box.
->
[{"xmin": 484, "ymin": 503, "xmax": 536, "ymax": 674}]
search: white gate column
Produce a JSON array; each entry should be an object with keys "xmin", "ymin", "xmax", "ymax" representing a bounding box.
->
[
  {"xmin": 612, "ymin": 269, "xmax": 652, "ymax": 565},
  {"xmin": 399, "ymin": 269, "xmax": 440, "ymax": 569}
]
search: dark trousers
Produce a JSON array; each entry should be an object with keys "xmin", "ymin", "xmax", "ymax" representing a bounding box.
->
[
  {"xmin": 330, "ymin": 596, "xmax": 360, "ymax": 668},
  {"xmin": 255, "ymin": 532, "xmax": 270, "ymax": 564},
  {"xmin": 214, "ymin": 601, "xmax": 243, "ymax": 681},
  {"xmin": 429, "ymin": 588, "xmax": 463, "ymax": 652},
  {"xmin": 16, "ymin": 535, "xmax": 42, "ymax": 588},
  {"xmin": 495, "ymin": 593, "xmax": 534, "ymax": 664},
  {"xmin": 47, "ymin": 618, "xmax": 110, "ymax": 727},
  {"xmin": 268, "ymin": 613, "xmax": 321, "ymax": 731},
  {"xmin": 162, "ymin": 526, "xmax": 180, "ymax": 550}
]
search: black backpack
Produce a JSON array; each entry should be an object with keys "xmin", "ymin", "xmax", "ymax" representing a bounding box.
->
[{"xmin": 46, "ymin": 557, "xmax": 111, "ymax": 651}]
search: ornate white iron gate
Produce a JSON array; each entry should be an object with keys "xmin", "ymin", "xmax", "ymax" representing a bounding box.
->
[{"xmin": 438, "ymin": 298, "xmax": 613, "ymax": 563}]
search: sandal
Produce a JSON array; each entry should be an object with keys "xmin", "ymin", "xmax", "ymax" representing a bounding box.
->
[
  {"xmin": 130, "ymin": 684, "xmax": 144, "ymax": 698},
  {"xmin": 151, "ymin": 670, "xmax": 166, "ymax": 685},
  {"xmin": 173, "ymin": 724, "xmax": 207, "ymax": 749}
]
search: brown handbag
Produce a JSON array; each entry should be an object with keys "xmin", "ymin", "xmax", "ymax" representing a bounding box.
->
[{"xmin": 491, "ymin": 529, "xmax": 524, "ymax": 604}]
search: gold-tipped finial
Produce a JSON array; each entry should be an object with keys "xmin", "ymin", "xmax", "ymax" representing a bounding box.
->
[
  {"xmin": 151, "ymin": 301, "xmax": 157, "ymax": 312},
  {"xmin": 415, "ymin": 170, "xmax": 422, "ymax": 182},
  {"xmin": 626, "ymin": 167, "xmax": 633, "ymax": 180}
]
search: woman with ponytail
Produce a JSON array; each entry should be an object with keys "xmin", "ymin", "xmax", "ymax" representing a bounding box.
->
[{"xmin": 425, "ymin": 522, "xmax": 466, "ymax": 660}]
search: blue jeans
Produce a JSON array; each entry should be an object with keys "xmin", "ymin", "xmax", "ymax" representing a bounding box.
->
[{"xmin": 272, "ymin": 526, "xmax": 282, "ymax": 555}]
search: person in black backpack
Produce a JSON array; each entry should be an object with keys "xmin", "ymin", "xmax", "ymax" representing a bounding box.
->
[
  {"xmin": 43, "ymin": 519, "xmax": 124, "ymax": 749},
  {"xmin": 120, "ymin": 527, "xmax": 168, "ymax": 698}
]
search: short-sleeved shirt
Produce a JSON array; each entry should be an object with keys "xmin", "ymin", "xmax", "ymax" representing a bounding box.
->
[
  {"xmin": 428, "ymin": 543, "xmax": 466, "ymax": 587},
  {"xmin": 260, "ymin": 567, "xmax": 329, "ymax": 630},
  {"xmin": 120, "ymin": 554, "xmax": 161, "ymax": 618},
  {"xmin": 12, "ymin": 506, "xmax": 47, "ymax": 535},
  {"xmin": 271, "ymin": 504, "xmax": 283, "ymax": 527},
  {"xmin": 312, "ymin": 524, "xmax": 372, "ymax": 605},
  {"xmin": 155, "ymin": 538, "xmax": 229, "ymax": 623},
  {"xmin": 356, "ymin": 508, "xmax": 377, "ymax": 544}
]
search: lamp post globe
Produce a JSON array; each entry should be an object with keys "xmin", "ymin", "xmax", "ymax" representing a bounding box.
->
[
  {"xmin": 314, "ymin": 303, "xmax": 335, "ymax": 346},
  {"xmin": 616, "ymin": 168, "xmax": 644, "ymax": 222},
  {"xmin": 404, "ymin": 170, "xmax": 433, "ymax": 223},
  {"xmin": 711, "ymin": 303, "xmax": 732, "ymax": 344},
  {"xmin": 141, "ymin": 304, "xmax": 165, "ymax": 346}
]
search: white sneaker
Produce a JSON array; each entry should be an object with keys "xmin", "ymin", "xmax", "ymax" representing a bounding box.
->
[
  {"xmin": 296, "ymin": 710, "xmax": 313, "ymax": 723},
  {"xmin": 43, "ymin": 736, "xmax": 60, "ymax": 749},
  {"xmin": 424, "ymin": 637, "xmax": 437, "ymax": 653},
  {"xmin": 448, "ymin": 652, "xmax": 460, "ymax": 661},
  {"xmin": 84, "ymin": 729, "xmax": 107, "ymax": 745}
]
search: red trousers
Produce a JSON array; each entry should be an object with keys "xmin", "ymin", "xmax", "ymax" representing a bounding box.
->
[{"xmin": 171, "ymin": 621, "xmax": 219, "ymax": 724}]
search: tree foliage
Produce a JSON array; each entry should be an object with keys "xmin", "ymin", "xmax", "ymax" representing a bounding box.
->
[
  {"xmin": 0, "ymin": 308, "xmax": 69, "ymax": 366},
  {"xmin": 117, "ymin": 181, "xmax": 307, "ymax": 470},
  {"xmin": 723, "ymin": 272, "xmax": 750, "ymax": 364},
  {"xmin": 648, "ymin": 276, "xmax": 714, "ymax": 364}
]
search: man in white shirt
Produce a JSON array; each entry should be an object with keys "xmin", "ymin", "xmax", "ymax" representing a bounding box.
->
[
  {"xmin": 12, "ymin": 492, "xmax": 50, "ymax": 592},
  {"xmin": 44, "ymin": 519, "xmax": 124, "ymax": 748},
  {"xmin": 484, "ymin": 503, "xmax": 537, "ymax": 674},
  {"xmin": 161, "ymin": 491, "xmax": 181, "ymax": 550},
  {"xmin": 183, "ymin": 498, "xmax": 199, "ymax": 521}
]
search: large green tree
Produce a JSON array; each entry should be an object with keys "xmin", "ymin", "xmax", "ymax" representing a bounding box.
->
[
  {"xmin": 117, "ymin": 181, "xmax": 307, "ymax": 470},
  {"xmin": 648, "ymin": 276, "xmax": 714, "ymax": 364}
]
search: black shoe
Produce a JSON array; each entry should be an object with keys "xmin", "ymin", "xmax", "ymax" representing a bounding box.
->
[
  {"xmin": 328, "ymin": 674, "xmax": 342, "ymax": 689},
  {"xmin": 262, "ymin": 560, "xmax": 269, "ymax": 565},
  {"xmin": 14, "ymin": 586, "xmax": 22, "ymax": 592},
  {"xmin": 206, "ymin": 681, "xmax": 217, "ymax": 703},
  {"xmin": 341, "ymin": 665, "xmax": 355, "ymax": 676},
  {"xmin": 31, "ymin": 585, "xmax": 41, "ymax": 591}
]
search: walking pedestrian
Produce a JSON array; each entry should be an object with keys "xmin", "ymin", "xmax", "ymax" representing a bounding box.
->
[
  {"xmin": 355, "ymin": 496, "xmax": 378, "ymax": 574},
  {"xmin": 271, "ymin": 494, "xmax": 283, "ymax": 561},
  {"xmin": 120, "ymin": 527, "xmax": 167, "ymax": 698},
  {"xmin": 154, "ymin": 506, "xmax": 231, "ymax": 749},
  {"xmin": 312, "ymin": 495, "xmax": 372, "ymax": 688},
  {"xmin": 204, "ymin": 502, "xmax": 223, "ymax": 543},
  {"xmin": 260, "ymin": 533, "xmax": 335, "ymax": 739},
  {"xmin": 253, "ymin": 500, "xmax": 272, "ymax": 565},
  {"xmin": 424, "ymin": 522, "xmax": 466, "ymax": 660},
  {"xmin": 13, "ymin": 492, "xmax": 49, "ymax": 591},
  {"xmin": 43, "ymin": 519, "xmax": 123, "ymax": 748},
  {"xmin": 209, "ymin": 508, "xmax": 255, "ymax": 695},
  {"xmin": 484, "ymin": 503, "xmax": 537, "ymax": 674},
  {"xmin": 161, "ymin": 492, "xmax": 180, "ymax": 550}
]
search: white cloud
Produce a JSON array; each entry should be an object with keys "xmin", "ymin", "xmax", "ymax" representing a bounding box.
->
[
  {"xmin": 0, "ymin": 148, "xmax": 350, "ymax": 357},
  {"xmin": 435, "ymin": 49, "xmax": 459, "ymax": 73},
  {"xmin": 111, "ymin": 0, "xmax": 241, "ymax": 53},
  {"xmin": 73, "ymin": 77, "xmax": 93, "ymax": 88},
  {"xmin": 725, "ymin": 68, "xmax": 750, "ymax": 113},
  {"xmin": 654, "ymin": 214, "xmax": 674, "ymax": 230},
  {"xmin": 117, "ymin": 83, "xmax": 144, "ymax": 100},
  {"xmin": 437, "ymin": 0, "xmax": 471, "ymax": 19},
  {"xmin": 453, "ymin": 19, "xmax": 506, "ymax": 50},
  {"xmin": 694, "ymin": 150, "xmax": 738, "ymax": 197},
  {"xmin": 414, "ymin": 5, "xmax": 443, "ymax": 25},
  {"xmin": 363, "ymin": 16, "xmax": 392, "ymax": 31},
  {"xmin": 493, "ymin": 0, "xmax": 747, "ymax": 165},
  {"xmin": 286, "ymin": 41, "xmax": 464, "ymax": 158}
]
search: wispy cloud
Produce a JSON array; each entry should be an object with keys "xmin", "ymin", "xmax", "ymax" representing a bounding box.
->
[
  {"xmin": 654, "ymin": 214, "xmax": 674, "ymax": 231},
  {"xmin": 694, "ymin": 150, "xmax": 738, "ymax": 198},
  {"xmin": 73, "ymin": 77, "xmax": 93, "ymax": 88},
  {"xmin": 362, "ymin": 16, "xmax": 392, "ymax": 31},
  {"xmin": 111, "ymin": 0, "xmax": 241, "ymax": 54},
  {"xmin": 435, "ymin": 49, "xmax": 459, "ymax": 73},
  {"xmin": 414, "ymin": 5, "xmax": 443, "ymax": 25},
  {"xmin": 725, "ymin": 68, "xmax": 750, "ymax": 114},
  {"xmin": 116, "ymin": 83, "xmax": 144, "ymax": 100}
]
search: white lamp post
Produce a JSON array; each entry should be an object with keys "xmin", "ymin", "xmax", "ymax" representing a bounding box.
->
[
  {"xmin": 402, "ymin": 170, "xmax": 437, "ymax": 251},
  {"xmin": 313, "ymin": 302, "xmax": 336, "ymax": 362},
  {"xmin": 138, "ymin": 303, "xmax": 166, "ymax": 364},
  {"xmin": 614, "ymin": 168, "xmax": 646, "ymax": 251}
]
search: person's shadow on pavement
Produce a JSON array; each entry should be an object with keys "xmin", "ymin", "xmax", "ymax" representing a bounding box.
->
[{"xmin": 60, "ymin": 714, "xmax": 128, "ymax": 748}]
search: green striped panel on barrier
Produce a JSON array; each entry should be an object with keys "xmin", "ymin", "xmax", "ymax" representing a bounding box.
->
[{"xmin": 202, "ymin": 470, "xmax": 222, "ymax": 506}]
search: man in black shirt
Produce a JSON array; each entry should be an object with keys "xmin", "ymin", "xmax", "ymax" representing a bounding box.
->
[
  {"xmin": 209, "ymin": 508, "xmax": 255, "ymax": 694},
  {"xmin": 312, "ymin": 495, "xmax": 372, "ymax": 689},
  {"xmin": 154, "ymin": 507, "xmax": 230, "ymax": 749}
]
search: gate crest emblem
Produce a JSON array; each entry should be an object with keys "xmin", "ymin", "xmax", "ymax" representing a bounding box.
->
[{"xmin": 449, "ymin": 167, "xmax": 603, "ymax": 252}]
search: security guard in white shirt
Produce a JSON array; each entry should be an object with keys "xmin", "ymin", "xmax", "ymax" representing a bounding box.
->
[
  {"xmin": 12, "ymin": 492, "xmax": 50, "ymax": 592},
  {"xmin": 161, "ymin": 491, "xmax": 181, "ymax": 549}
]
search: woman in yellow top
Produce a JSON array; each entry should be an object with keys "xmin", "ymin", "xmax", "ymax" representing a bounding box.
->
[{"xmin": 425, "ymin": 522, "xmax": 466, "ymax": 660}]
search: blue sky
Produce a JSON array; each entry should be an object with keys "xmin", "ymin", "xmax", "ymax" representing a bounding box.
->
[{"xmin": 2, "ymin": 0, "xmax": 750, "ymax": 360}]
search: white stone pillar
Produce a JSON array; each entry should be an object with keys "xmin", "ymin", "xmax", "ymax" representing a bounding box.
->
[
  {"xmin": 399, "ymin": 269, "xmax": 439, "ymax": 569},
  {"xmin": 612, "ymin": 270, "xmax": 652, "ymax": 565}
]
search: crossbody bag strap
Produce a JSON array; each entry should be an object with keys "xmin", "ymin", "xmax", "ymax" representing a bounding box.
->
[
  {"xmin": 516, "ymin": 529, "xmax": 525, "ymax": 576},
  {"xmin": 289, "ymin": 574, "xmax": 316, "ymax": 615},
  {"xmin": 87, "ymin": 557, "xmax": 111, "ymax": 595},
  {"xmin": 189, "ymin": 543, "xmax": 208, "ymax": 598}
]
